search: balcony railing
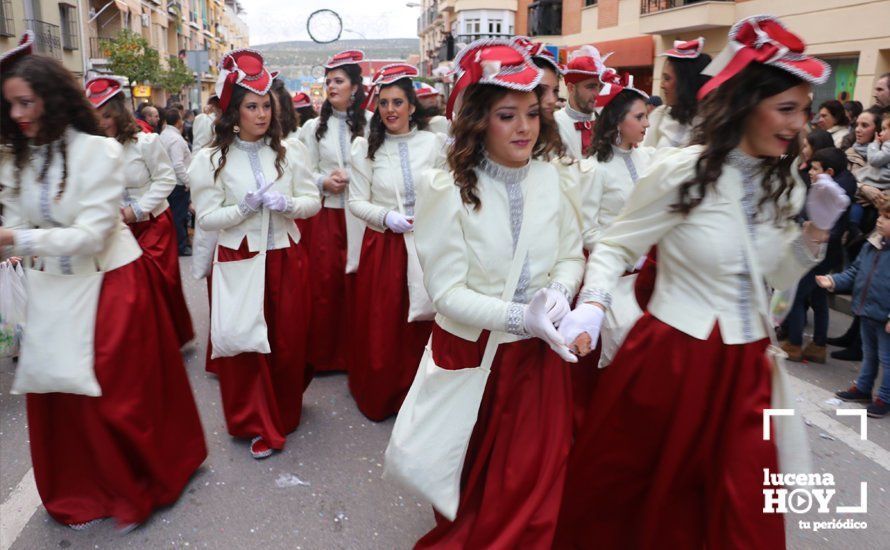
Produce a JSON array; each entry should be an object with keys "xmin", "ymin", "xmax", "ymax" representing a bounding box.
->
[
  {"xmin": 24, "ymin": 19, "xmax": 62, "ymax": 59},
  {"xmin": 640, "ymin": 0, "xmax": 726, "ymax": 14},
  {"xmin": 455, "ymin": 33, "xmax": 513, "ymax": 44}
]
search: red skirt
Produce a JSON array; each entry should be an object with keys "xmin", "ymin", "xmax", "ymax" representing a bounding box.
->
[
  {"xmin": 554, "ymin": 314, "xmax": 785, "ymax": 549},
  {"xmin": 26, "ymin": 255, "xmax": 207, "ymax": 527},
  {"xmin": 207, "ymin": 239, "xmax": 312, "ymax": 449},
  {"xmin": 128, "ymin": 209, "xmax": 194, "ymax": 347},
  {"xmin": 349, "ymin": 229, "xmax": 433, "ymax": 421},
  {"xmin": 302, "ymin": 207, "xmax": 352, "ymax": 372},
  {"xmin": 416, "ymin": 325, "xmax": 573, "ymax": 549}
]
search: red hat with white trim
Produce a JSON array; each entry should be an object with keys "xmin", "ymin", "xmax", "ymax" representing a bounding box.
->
[
  {"xmin": 84, "ymin": 77, "xmax": 125, "ymax": 108},
  {"xmin": 215, "ymin": 48, "xmax": 274, "ymax": 111},
  {"xmin": 512, "ymin": 36, "xmax": 562, "ymax": 74},
  {"xmin": 0, "ymin": 30, "xmax": 34, "ymax": 73},
  {"xmin": 662, "ymin": 37, "xmax": 705, "ymax": 59},
  {"xmin": 446, "ymin": 38, "xmax": 542, "ymax": 120},
  {"xmin": 697, "ymin": 15, "xmax": 830, "ymax": 99},
  {"xmin": 595, "ymin": 68, "xmax": 648, "ymax": 109},
  {"xmin": 325, "ymin": 50, "xmax": 364, "ymax": 71},
  {"xmin": 365, "ymin": 63, "xmax": 419, "ymax": 111},
  {"xmin": 413, "ymin": 81, "xmax": 441, "ymax": 98},
  {"xmin": 563, "ymin": 44, "xmax": 612, "ymax": 85},
  {"xmin": 292, "ymin": 92, "xmax": 312, "ymax": 109}
]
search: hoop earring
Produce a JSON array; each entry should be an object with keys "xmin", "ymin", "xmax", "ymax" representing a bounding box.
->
[
  {"xmin": 234, "ymin": 124, "xmax": 241, "ymax": 134},
  {"xmin": 614, "ymin": 130, "xmax": 622, "ymax": 146},
  {"xmin": 349, "ymin": 92, "xmax": 355, "ymax": 102}
]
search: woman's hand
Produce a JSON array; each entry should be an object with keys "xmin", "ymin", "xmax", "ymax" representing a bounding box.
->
[
  {"xmin": 815, "ymin": 275, "xmax": 835, "ymax": 292},
  {"xmin": 860, "ymin": 185, "xmax": 882, "ymax": 205},
  {"xmin": 121, "ymin": 206, "xmax": 137, "ymax": 224},
  {"xmin": 323, "ymin": 169, "xmax": 349, "ymax": 195},
  {"xmin": 0, "ymin": 228, "xmax": 14, "ymax": 247}
]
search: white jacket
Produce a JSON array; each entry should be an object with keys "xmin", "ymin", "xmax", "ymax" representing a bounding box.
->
[
  {"xmin": 642, "ymin": 105, "xmax": 693, "ymax": 149},
  {"xmin": 426, "ymin": 115, "xmax": 450, "ymax": 137},
  {"xmin": 121, "ymin": 132, "xmax": 175, "ymax": 220},
  {"xmin": 192, "ymin": 112, "xmax": 216, "ymax": 151},
  {"xmin": 579, "ymin": 145, "xmax": 822, "ymax": 344},
  {"xmin": 554, "ymin": 105, "xmax": 595, "ymax": 160},
  {"xmin": 189, "ymin": 137, "xmax": 321, "ymax": 252},
  {"xmin": 2, "ymin": 129, "xmax": 142, "ymax": 275},
  {"xmin": 414, "ymin": 158, "xmax": 585, "ymax": 342},
  {"xmin": 348, "ymin": 128, "xmax": 447, "ymax": 231}
]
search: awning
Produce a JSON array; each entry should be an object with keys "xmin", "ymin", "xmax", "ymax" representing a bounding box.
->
[
  {"xmin": 113, "ymin": 0, "xmax": 129, "ymax": 14},
  {"xmin": 563, "ymin": 35, "xmax": 654, "ymax": 68}
]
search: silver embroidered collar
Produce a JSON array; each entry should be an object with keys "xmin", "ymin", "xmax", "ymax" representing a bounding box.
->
[
  {"xmin": 331, "ymin": 109, "xmax": 349, "ymax": 120},
  {"xmin": 232, "ymin": 136, "xmax": 265, "ymax": 152},
  {"xmin": 563, "ymin": 104, "xmax": 594, "ymax": 123},
  {"xmin": 478, "ymin": 155, "xmax": 530, "ymax": 186},
  {"xmin": 385, "ymin": 127, "xmax": 417, "ymax": 141}
]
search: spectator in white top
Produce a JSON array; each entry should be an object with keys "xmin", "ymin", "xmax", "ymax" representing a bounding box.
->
[
  {"xmin": 159, "ymin": 107, "xmax": 193, "ymax": 255},
  {"xmin": 192, "ymin": 95, "xmax": 220, "ymax": 150}
]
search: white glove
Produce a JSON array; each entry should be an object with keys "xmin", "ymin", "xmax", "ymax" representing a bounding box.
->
[
  {"xmin": 807, "ymin": 173, "xmax": 850, "ymax": 231},
  {"xmin": 240, "ymin": 176, "xmax": 276, "ymax": 213},
  {"xmin": 262, "ymin": 191, "xmax": 291, "ymax": 213},
  {"xmin": 384, "ymin": 211, "xmax": 414, "ymax": 233},
  {"xmin": 632, "ymin": 255, "xmax": 648, "ymax": 272},
  {"xmin": 558, "ymin": 303, "xmax": 605, "ymax": 350},
  {"xmin": 524, "ymin": 289, "xmax": 577, "ymax": 363},
  {"xmin": 542, "ymin": 287, "xmax": 571, "ymax": 327}
]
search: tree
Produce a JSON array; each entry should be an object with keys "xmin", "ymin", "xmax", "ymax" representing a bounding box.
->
[
  {"xmin": 101, "ymin": 29, "xmax": 160, "ymax": 100},
  {"xmin": 157, "ymin": 56, "xmax": 196, "ymax": 99}
]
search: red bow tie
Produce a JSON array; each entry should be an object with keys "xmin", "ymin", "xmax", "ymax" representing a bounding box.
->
[{"xmin": 574, "ymin": 121, "xmax": 593, "ymax": 157}]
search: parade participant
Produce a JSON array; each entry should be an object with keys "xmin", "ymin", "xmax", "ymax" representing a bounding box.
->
[
  {"xmin": 271, "ymin": 77, "xmax": 300, "ymax": 145},
  {"xmin": 514, "ymin": 37, "xmax": 562, "ymax": 122},
  {"xmin": 292, "ymin": 91, "xmax": 317, "ymax": 130},
  {"xmin": 644, "ymin": 37, "xmax": 712, "ymax": 148},
  {"xmin": 414, "ymin": 81, "xmax": 449, "ymax": 135},
  {"xmin": 190, "ymin": 48, "xmax": 321, "ymax": 459},
  {"xmin": 87, "ymin": 77, "xmax": 194, "ymax": 346},
  {"xmin": 299, "ymin": 50, "xmax": 370, "ymax": 372},
  {"xmin": 0, "ymin": 32, "xmax": 206, "ymax": 529},
  {"xmin": 192, "ymin": 94, "xmax": 220, "ymax": 150},
  {"xmin": 555, "ymin": 15, "xmax": 848, "ymax": 548},
  {"xmin": 554, "ymin": 44, "xmax": 610, "ymax": 159},
  {"xmin": 413, "ymin": 38, "xmax": 584, "ymax": 548},
  {"xmin": 347, "ymin": 63, "xmax": 445, "ymax": 421}
]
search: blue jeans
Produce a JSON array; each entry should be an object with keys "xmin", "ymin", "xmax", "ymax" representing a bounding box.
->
[
  {"xmin": 167, "ymin": 185, "xmax": 191, "ymax": 253},
  {"xmin": 786, "ymin": 269, "xmax": 829, "ymax": 346},
  {"xmin": 855, "ymin": 317, "xmax": 890, "ymax": 403}
]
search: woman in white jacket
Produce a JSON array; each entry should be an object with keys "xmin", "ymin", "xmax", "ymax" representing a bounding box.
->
[
  {"xmin": 347, "ymin": 64, "xmax": 446, "ymax": 421},
  {"xmin": 0, "ymin": 36, "xmax": 205, "ymax": 530},
  {"xmin": 555, "ymin": 16, "xmax": 849, "ymax": 548},
  {"xmin": 86, "ymin": 77, "xmax": 194, "ymax": 347},
  {"xmin": 190, "ymin": 49, "xmax": 321, "ymax": 460}
]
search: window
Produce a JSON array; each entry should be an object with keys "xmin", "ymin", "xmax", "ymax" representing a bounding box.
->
[
  {"xmin": 585, "ymin": 0, "xmax": 597, "ymax": 6},
  {"xmin": 0, "ymin": 0, "xmax": 14, "ymax": 37},
  {"xmin": 465, "ymin": 18, "xmax": 480, "ymax": 34},
  {"xmin": 488, "ymin": 18, "xmax": 502, "ymax": 35},
  {"xmin": 59, "ymin": 3, "xmax": 79, "ymax": 50}
]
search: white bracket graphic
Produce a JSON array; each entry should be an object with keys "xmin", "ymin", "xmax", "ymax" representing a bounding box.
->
[
  {"xmin": 763, "ymin": 409, "xmax": 795, "ymax": 441},
  {"xmin": 836, "ymin": 482, "xmax": 868, "ymax": 513},
  {"xmin": 835, "ymin": 409, "xmax": 868, "ymax": 441}
]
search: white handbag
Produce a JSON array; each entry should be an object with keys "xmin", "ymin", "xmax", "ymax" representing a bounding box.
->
[
  {"xmin": 383, "ymin": 190, "xmax": 533, "ymax": 521},
  {"xmin": 333, "ymin": 127, "xmax": 366, "ymax": 274},
  {"xmin": 210, "ymin": 207, "xmax": 272, "ymax": 358},
  {"xmin": 597, "ymin": 272, "xmax": 643, "ymax": 369},
  {"xmin": 12, "ymin": 258, "xmax": 104, "ymax": 396},
  {"xmin": 390, "ymin": 167, "xmax": 435, "ymax": 322}
]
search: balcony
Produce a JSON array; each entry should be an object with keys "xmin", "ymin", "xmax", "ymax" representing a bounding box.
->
[
  {"xmin": 527, "ymin": 0, "xmax": 561, "ymax": 37},
  {"xmin": 639, "ymin": 0, "xmax": 735, "ymax": 34},
  {"xmin": 455, "ymin": 33, "xmax": 513, "ymax": 45},
  {"xmin": 24, "ymin": 19, "xmax": 62, "ymax": 59}
]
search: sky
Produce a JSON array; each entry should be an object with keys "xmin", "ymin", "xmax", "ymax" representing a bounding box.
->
[{"xmin": 238, "ymin": 1, "xmax": 421, "ymax": 45}]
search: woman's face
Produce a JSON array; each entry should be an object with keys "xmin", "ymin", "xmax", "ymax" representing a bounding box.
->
[
  {"xmin": 740, "ymin": 83, "xmax": 811, "ymax": 158},
  {"xmin": 660, "ymin": 60, "xmax": 677, "ymax": 106},
  {"xmin": 816, "ymin": 107, "xmax": 837, "ymax": 130},
  {"xmin": 617, "ymin": 98, "xmax": 650, "ymax": 147},
  {"xmin": 97, "ymin": 104, "xmax": 118, "ymax": 137},
  {"xmin": 2, "ymin": 76, "xmax": 43, "ymax": 138},
  {"xmin": 325, "ymin": 68, "xmax": 358, "ymax": 111},
  {"xmin": 377, "ymin": 85, "xmax": 414, "ymax": 135},
  {"xmin": 483, "ymin": 91, "xmax": 540, "ymax": 168},
  {"xmin": 855, "ymin": 112, "xmax": 877, "ymax": 144},
  {"xmin": 537, "ymin": 66, "xmax": 559, "ymax": 120},
  {"xmin": 237, "ymin": 91, "xmax": 272, "ymax": 142}
]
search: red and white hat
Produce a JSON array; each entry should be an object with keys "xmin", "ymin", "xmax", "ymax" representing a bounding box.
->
[
  {"xmin": 365, "ymin": 63, "xmax": 419, "ymax": 111},
  {"xmin": 595, "ymin": 68, "xmax": 648, "ymax": 109},
  {"xmin": 325, "ymin": 50, "xmax": 364, "ymax": 71},
  {"xmin": 84, "ymin": 77, "xmax": 125, "ymax": 108},
  {"xmin": 0, "ymin": 30, "xmax": 34, "ymax": 73},
  {"xmin": 413, "ymin": 82, "xmax": 441, "ymax": 99},
  {"xmin": 563, "ymin": 45, "xmax": 612, "ymax": 85},
  {"xmin": 512, "ymin": 36, "xmax": 561, "ymax": 74},
  {"xmin": 662, "ymin": 37, "xmax": 705, "ymax": 59},
  {"xmin": 446, "ymin": 38, "xmax": 542, "ymax": 120},
  {"xmin": 215, "ymin": 48, "xmax": 274, "ymax": 111},
  {"xmin": 698, "ymin": 15, "xmax": 830, "ymax": 99},
  {"xmin": 292, "ymin": 92, "xmax": 312, "ymax": 109}
]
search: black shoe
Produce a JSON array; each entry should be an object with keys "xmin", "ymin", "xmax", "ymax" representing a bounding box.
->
[
  {"xmin": 835, "ymin": 385, "xmax": 872, "ymax": 403},
  {"xmin": 826, "ymin": 335, "xmax": 852, "ymax": 347},
  {"xmin": 830, "ymin": 347, "xmax": 862, "ymax": 361},
  {"xmin": 866, "ymin": 399, "xmax": 890, "ymax": 418},
  {"xmin": 179, "ymin": 246, "xmax": 193, "ymax": 257}
]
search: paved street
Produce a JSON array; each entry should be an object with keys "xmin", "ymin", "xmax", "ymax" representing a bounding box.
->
[{"xmin": 1, "ymin": 257, "xmax": 888, "ymax": 549}]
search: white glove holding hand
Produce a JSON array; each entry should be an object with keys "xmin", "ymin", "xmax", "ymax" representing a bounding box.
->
[
  {"xmin": 807, "ymin": 173, "xmax": 850, "ymax": 231},
  {"xmin": 542, "ymin": 287, "xmax": 571, "ymax": 327},
  {"xmin": 262, "ymin": 191, "xmax": 291, "ymax": 213},
  {"xmin": 384, "ymin": 211, "xmax": 414, "ymax": 233},
  {"xmin": 558, "ymin": 303, "xmax": 605, "ymax": 354},
  {"xmin": 524, "ymin": 289, "xmax": 577, "ymax": 363},
  {"xmin": 240, "ymin": 176, "xmax": 276, "ymax": 213}
]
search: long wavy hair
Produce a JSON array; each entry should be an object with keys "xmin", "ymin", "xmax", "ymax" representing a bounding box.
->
[
  {"xmin": 590, "ymin": 89, "xmax": 647, "ymax": 162},
  {"xmin": 448, "ymin": 84, "xmax": 560, "ymax": 211},
  {"xmin": 100, "ymin": 94, "xmax": 141, "ymax": 144},
  {"xmin": 315, "ymin": 65, "xmax": 366, "ymax": 142},
  {"xmin": 210, "ymin": 85, "xmax": 286, "ymax": 182},
  {"xmin": 366, "ymin": 79, "xmax": 429, "ymax": 160},
  {"xmin": 666, "ymin": 55, "xmax": 712, "ymax": 126},
  {"xmin": 1, "ymin": 55, "xmax": 102, "ymax": 202},
  {"xmin": 677, "ymin": 63, "xmax": 806, "ymax": 219},
  {"xmin": 296, "ymin": 105, "xmax": 317, "ymax": 127},
  {"xmin": 271, "ymin": 78, "xmax": 298, "ymax": 137}
]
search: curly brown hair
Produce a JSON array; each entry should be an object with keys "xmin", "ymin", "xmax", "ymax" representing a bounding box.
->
[
  {"xmin": 367, "ymin": 79, "xmax": 429, "ymax": 160},
  {"xmin": 448, "ymin": 84, "xmax": 560, "ymax": 210},
  {"xmin": 209, "ymin": 86, "xmax": 286, "ymax": 183},
  {"xmin": 676, "ymin": 63, "xmax": 806, "ymax": 220},
  {"xmin": 589, "ymin": 89, "xmax": 647, "ymax": 162},
  {"xmin": 99, "ymin": 94, "xmax": 141, "ymax": 144},
  {"xmin": 1, "ymin": 55, "xmax": 102, "ymax": 201},
  {"xmin": 315, "ymin": 65, "xmax": 367, "ymax": 143},
  {"xmin": 271, "ymin": 78, "xmax": 298, "ymax": 137}
]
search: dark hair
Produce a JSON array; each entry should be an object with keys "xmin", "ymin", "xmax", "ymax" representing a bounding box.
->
[
  {"xmin": 666, "ymin": 55, "xmax": 712, "ymax": 126},
  {"xmin": 811, "ymin": 147, "xmax": 846, "ymax": 175},
  {"xmin": 819, "ymin": 99, "xmax": 849, "ymax": 127},
  {"xmin": 168, "ymin": 102, "xmax": 185, "ymax": 114},
  {"xmin": 210, "ymin": 86, "xmax": 286, "ymax": 182},
  {"xmin": 271, "ymin": 78, "xmax": 298, "ymax": 137},
  {"xmin": 315, "ymin": 65, "xmax": 366, "ymax": 142},
  {"xmin": 135, "ymin": 101, "xmax": 152, "ymax": 119},
  {"xmin": 590, "ymin": 89, "xmax": 648, "ymax": 162},
  {"xmin": 857, "ymin": 107, "xmax": 884, "ymax": 139},
  {"xmin": 448, "ymin": 84, "xmax": 560, "ymax": 210},
  {"xmin": 207, "ymin": 95, "xmax": 220, "ymax": 107},
  {"xmin": 367, "ymin": 79, "xmax": 428, "ymax": 160},
  {"xmin": 296, "ymin": 105, "xmax": 317, "ymax": 127},
  {"xmin": 647, "ymin": 95, "xmax": 663, "ymax": 107},
  {"xmin": 100, "ymin": 94, "xmax": 141, "ymax": 144},
  {"xmin": 1, "ymin": 55, "xmax": 102, "ymax": 202},
  {"xmin": 806, "ymin": 129, "xmax": 834, "ymax": 152},
  {"xmin": 164, "ymin": 107, "xmax": 182, "ymax": 126},
  {"xmin": 677, "ymin": 63, "xmax": 807, "ymax": 218},
  {"xmin": 844, "ymin": 100, "xmax": 863, "ymax": 122}
]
